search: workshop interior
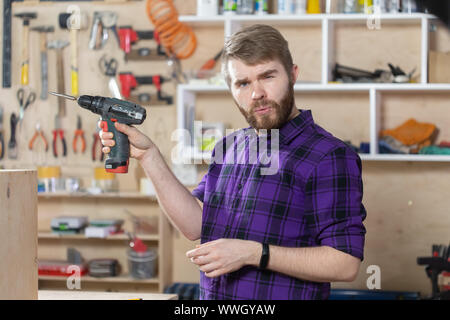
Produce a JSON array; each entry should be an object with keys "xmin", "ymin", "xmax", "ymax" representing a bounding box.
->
[{"xmin": 0, "ymin": 0, "xmax": 449, "ymax": 301}]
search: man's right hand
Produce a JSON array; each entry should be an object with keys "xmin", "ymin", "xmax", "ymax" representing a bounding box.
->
[{"xmin": 99, "ymin": 122, "xmax": 157, "ymax": 162}]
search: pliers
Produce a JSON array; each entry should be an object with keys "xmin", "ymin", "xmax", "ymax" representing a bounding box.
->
[
  {"xmin": 28, "ymin": 122, "xmax": 48, "ymax": 152},
  {"xmin": 72, "ymin": 115, "xmax": 86, "ymax": 153},
  {"xmin": 52, "ymin": 116, "xmax": 67, "ymax": 158}
]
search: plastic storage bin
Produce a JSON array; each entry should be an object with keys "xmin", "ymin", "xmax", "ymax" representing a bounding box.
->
[{"xmin": 127, "ymin": 249, "xmax": 157, "ymax": 279}]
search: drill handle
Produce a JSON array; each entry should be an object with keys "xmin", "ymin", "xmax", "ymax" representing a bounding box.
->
[{"xmin": 101, "ymin": 118, "xmax": 130, "ymax": 173}]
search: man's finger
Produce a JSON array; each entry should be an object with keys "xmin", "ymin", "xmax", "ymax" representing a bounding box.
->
[
  {"xmin": 205, "ymin": 268, "xmax": 224, "ymax": 278},
  {"xmin": 114, "ymin": 122, "xmax": 134, "ymax": 135},
  {"xmin": 190, "ymin": 255, "xmax": 212, "ymax": 266},
  {"xmin": 186, "ymin": 246, "xmax": 210, "ymax": 258},
  {"xmin": 100, "ymin": 131, "xmax": 113, "ymax": 139},
  {"xmin": 199, "ymin": 262, "xmax": 220, "ymax": 274}
]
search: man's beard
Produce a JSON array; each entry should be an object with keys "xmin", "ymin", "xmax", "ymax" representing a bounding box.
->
[{"xmin": 236, "ymin": 83, "xmax": 295, "ymax": 130}]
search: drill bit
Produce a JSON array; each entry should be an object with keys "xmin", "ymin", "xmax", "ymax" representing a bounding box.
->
[{"xmin": 48, "ymin": 91, "xmax": 77, "ymax": 100}]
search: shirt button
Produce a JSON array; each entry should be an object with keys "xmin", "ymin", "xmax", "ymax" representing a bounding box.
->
[{"xmin": 237, "ymin": 183, "xmax": 243, "ymax": 190}]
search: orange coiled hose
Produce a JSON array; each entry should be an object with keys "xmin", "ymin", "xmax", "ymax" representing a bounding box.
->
[{"xmin": 146, "ymin": 0, "xmax": 197, "ymax": 59}]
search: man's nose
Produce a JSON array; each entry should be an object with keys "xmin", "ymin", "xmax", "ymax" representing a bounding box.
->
[{"xmin": 251, "ymin": 81, "xmax": 266, "ymax": 100}]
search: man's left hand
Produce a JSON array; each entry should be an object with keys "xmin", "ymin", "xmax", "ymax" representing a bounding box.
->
[{"xmin": 186, "ymin": 239, "xmax": 261, "ymax": 278}]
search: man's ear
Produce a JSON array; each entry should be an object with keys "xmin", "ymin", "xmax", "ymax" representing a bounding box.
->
[{"xmin": 291, "ymin": 64, "xmax": 299, "ymax": 83}]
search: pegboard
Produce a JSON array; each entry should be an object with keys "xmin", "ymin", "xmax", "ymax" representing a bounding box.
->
[{"xmin": 0, "ymin": 0, "xmax": 178, "ymax": 191}]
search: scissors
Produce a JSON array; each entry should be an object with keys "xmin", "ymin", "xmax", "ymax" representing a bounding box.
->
[
  {"xmin": 17, "ymin": 88, "xmax": 36, "ymax": 123},
  {"xmin": 99, "ymin": 55, "xmax": 122, "ymax": 99},
  {"xmin": 99, "ymin": 55, "xmax": 118, "ymax": 77}
]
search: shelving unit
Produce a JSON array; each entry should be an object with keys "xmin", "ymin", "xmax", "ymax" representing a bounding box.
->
[
  {"xmin": 37, "ymin": 192, "xmax": 173, "ymax": 293},
  {"xmin": 176, "ymin": 13, "xmax": 450, "ymax": 163},
  {"xmin": 39, "ymin": 275, "xmax": 160, "ymax": 285},
  {"xmin": 38, "ymin": 232, "xmax": 160, "ymax": 241},
  {"xmin": 37, "ymin": 191, "xmax": 158, "ymax": 200}
]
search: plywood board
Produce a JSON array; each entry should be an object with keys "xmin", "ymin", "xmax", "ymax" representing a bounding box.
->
[{"xmin": 0, "ymin": 170, "xmax": 38, "ymax": 299}]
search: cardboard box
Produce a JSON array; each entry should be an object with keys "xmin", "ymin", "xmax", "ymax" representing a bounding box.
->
[{"xmin": 429, "ymin": 50, "xmax": 450, "ymax": 83}]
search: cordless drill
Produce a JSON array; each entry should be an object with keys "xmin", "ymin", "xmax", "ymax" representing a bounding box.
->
[{"xmin": 49, "ymin": 92, "xmax": 146, "ymax": 173}]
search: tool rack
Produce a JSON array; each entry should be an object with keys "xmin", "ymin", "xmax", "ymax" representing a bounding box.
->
[{"xmin": 0, "ymin": 0, "xmax": 176, "ymax": 293}]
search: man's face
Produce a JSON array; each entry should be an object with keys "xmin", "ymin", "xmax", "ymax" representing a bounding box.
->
[{"xmin": 228, "ymin": 59, "xmax": 298, "ymax": 130}]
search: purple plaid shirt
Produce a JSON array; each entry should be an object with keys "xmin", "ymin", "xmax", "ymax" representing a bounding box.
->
[{"xmin": 192, "ymin": 109, "xmax": 366, "ymax": 300}]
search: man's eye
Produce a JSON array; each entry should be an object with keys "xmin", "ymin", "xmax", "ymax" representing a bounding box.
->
[
  {"xmin": 239, "ymin": 82, "xmax": 248, "ymax": 87},
  {"xmin": 265, "ymin": 75, "xmax": 274, "ymax": 79}
]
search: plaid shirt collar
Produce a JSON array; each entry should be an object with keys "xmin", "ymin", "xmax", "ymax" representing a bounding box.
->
[
  {"xmin": 279, "ymin": 109, "xmax": 314, "ymax": 145},
  {"xmin": 252, "ymin": 109, "xmax": 313, "ymax": 145}
]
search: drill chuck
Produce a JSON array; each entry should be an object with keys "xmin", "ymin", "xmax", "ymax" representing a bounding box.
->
[{"xmin": 77, "ymin": 95, "xmax": 95, "ymax": 111}]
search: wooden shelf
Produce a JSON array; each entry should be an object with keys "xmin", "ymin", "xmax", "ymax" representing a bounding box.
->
[
  {"xmin": 181, "ymin": 148, "xmax": 450, "ymax": 163},
  {"xmin": 178, "ymin": 83, "xmax": 450, "ymax": 93},
  {"xmin": 39, "ymin": 275, "xmax": 159, "ymax": 284},
  {"xmin": 37, "ymin": 192, "xmax": 158, "ymax": 201},
  {"xmin": 180, "ymin": 13, "xmax": 436, "ymax": 25},
  {"xmin": 38, "ymin": 232, "xmax": 159, "ymax": 241},
  {"xmin": 177, "ymin": 82, "xmax": 450, "ymax": 163}
]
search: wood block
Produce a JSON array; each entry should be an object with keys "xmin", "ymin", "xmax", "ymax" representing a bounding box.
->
[{"xmin": 0, "ymin": 170, "xmax": 38, "ymax": 300}]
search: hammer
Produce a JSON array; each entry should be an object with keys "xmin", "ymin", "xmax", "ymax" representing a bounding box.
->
[
  {"xmin": 14, "ymin": 12, "xmax": 37, "ymax": 86},
  {"xmin": 59, "ymin": 11, "xmax": 88, "ymax": 96},
  {"xmin": 31, "ymin": 26, "xmax": 54, "ymax": 100},
  {"xmin": 47, "ymin": 40, "xmax": 69, "ymax": 117}
]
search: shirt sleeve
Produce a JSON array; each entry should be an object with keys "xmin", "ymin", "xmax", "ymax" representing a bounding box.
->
[
  {"xmin": 191, "ymin": 173, "xmax": 207, "ymax": 203},
  {"xmin": 191, "ymin": 137, "xmax": 224, "ymax": 203},
  {"xmin": 304, "ymin": 147, "xmax": 367, "ymax": 261}
]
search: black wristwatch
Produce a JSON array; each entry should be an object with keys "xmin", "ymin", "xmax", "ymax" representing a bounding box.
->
[{"xmin": 259, "ymin": 243, "xmax": 270, "ymax": 270}]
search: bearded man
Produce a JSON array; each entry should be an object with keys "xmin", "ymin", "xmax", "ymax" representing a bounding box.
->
[{"xmin": 100, "ymin": 24, "xmax": 367, "ymax": 300}]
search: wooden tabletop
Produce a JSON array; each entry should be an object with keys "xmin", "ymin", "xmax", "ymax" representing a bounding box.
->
[{"xmin": 38, "ymin": 290, "xmax": 178, "ymax": 300}]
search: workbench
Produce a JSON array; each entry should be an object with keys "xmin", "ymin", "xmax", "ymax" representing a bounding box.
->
[{"xmin": 38, "ymin": 290, "xmax": 178, "ymax": 300}]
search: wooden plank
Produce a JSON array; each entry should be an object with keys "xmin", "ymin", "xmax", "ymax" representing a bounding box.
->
[
  {"xmin": 39, "ymin": 275, "xmax": 159, "ymax": 284},
  {"xmin": 38, "ymin": 290, "xmax": 177, "ymax": 300},
  {"xmin": 0, "ymin": 170, "xmax": 38, "ymax": 299}
]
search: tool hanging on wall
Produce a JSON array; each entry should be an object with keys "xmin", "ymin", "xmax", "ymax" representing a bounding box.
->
[
  {"xmin": 119, "ymin": 73, "xmax": 173, "ymax": 105},
  {"xmin": 8, "ymin": 113, "xmax": 18, "ymax": 159},
  {"xmin": 52, "ymin": 115, "xmax": 67, "ymax": 158},
  {"xmin": 118, "ymin": 26, "xmax": 164, "ymax": 61},
  {"xmin": 17, "ymin": 88, "xmax": 36, "ymax": 126},
  {"xmin": 48, "ymin": 40, "xmax": 69, "ymax": 117},
  {"xmin": 72, "ymin": 115, "xmax": 86, "ymax": 154},
  {"xmin": 3, "ymin": 0, "xmax": 13, "ymax": 88},
  {"xmin": 89, "ymin": 11, "xmax": 119, "ymax": 50},
  {"xmin": 59, "ymin": 11, "xmax": 88, "ymax": 96},
  {"xmin": 14, "ymin": 12, "xmax": 37, "ymax": 86},
  {"xmin": 0, "ymin": 107, "xmax": 4, "ymax": 160},
  {"xmin": 31, "ymin": 26, "xmax": 54, "ymax": 100},
  {"xmin": 197, "ymin": 49, "xmax": 223, "ymax": 79},
  {"xmin": 126, "ymin": 46, "xmax": 166, "ymax": 61},
  {"xmin": 28, "ymin": 122, "xmax": 49, "ymax": 152},
  {"xmin": 98, "ymin": 55, "xmax": 122, "ymax": 99},
  {"xmin": 145, "ymin": 0, "xmax": 197, "ymax": 60}
]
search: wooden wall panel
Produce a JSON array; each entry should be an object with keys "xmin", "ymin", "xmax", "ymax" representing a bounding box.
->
[
  {"xmin": 0, "ymin": 1, "xmax": 449, "ymax": 297},
  {"xmin": 0, "ymin": 170, "xmax": 38, "ymax": 299}
]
